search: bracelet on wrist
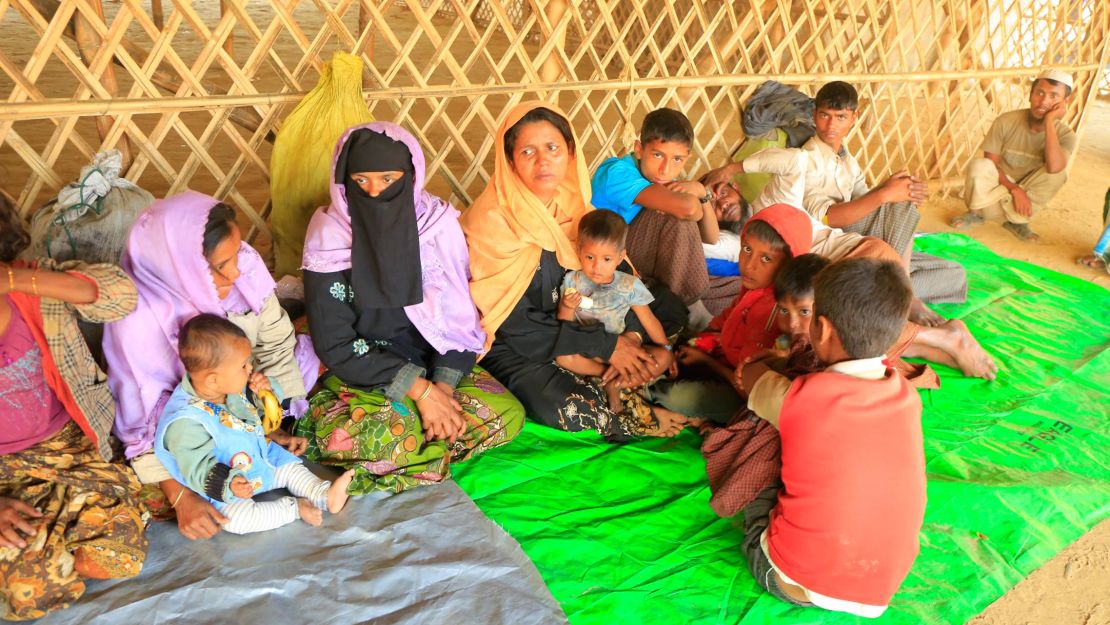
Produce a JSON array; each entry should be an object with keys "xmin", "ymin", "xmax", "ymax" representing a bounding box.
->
[{"xmin": 415, "ymin": 380, "xmax": 433, "ymax": 402}]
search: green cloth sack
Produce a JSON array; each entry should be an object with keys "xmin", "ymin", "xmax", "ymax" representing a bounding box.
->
[
  {"xmin": 730, "ymin": 127, "xmax": 787, "ymax": 205},
  {"xmin": 270, "ymin": 52, "xmax": 373, "ymax": 277}
]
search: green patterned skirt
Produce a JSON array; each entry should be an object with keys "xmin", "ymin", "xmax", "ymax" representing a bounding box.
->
[{"xmin": 294, "ymin": 366, "xmax": 524, "ymax": 495}]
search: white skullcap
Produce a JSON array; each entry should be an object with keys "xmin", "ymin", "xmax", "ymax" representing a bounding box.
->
[{"xmin": 1035, "ymin": 69, "xmax": 1073, "ymax": 90}]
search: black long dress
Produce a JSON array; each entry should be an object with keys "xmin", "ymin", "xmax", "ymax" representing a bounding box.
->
[{"xmin": 480, "ymin": 250, "xmax": 686, "ymax": 441}]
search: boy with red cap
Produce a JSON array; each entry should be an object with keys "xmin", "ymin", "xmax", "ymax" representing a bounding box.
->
[{"xmin": 661, "ymin": 204, "xmax": 813, "ymax": 423}]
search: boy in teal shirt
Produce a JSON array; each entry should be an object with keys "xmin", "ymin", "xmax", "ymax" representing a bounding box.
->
[{"xmin": 591, "ymin": 108, "xmax": 726, "ymax": 327}]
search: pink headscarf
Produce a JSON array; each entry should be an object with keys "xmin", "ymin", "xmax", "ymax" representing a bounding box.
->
[
  {"xmin": 104, "ymin": 191, "xmax": 276, "ymax": 459},
  {"xmin": 301, "ymin": 121, "xmax": 485, "ymax": 355}
]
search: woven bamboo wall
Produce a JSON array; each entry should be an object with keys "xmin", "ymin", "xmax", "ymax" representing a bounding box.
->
[{"xmin": 1, "ymin": 0, "xmax": 1108, "ymax": 250}]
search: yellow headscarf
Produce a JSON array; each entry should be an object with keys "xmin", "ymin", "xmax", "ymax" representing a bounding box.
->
[{"xmin": 461, "ymin": 101, "xmax": 593, "ymax": 352}]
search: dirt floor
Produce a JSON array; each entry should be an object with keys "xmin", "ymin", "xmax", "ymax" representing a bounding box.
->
[{"xmin": 954, "ymin": 99, "xmax": 1110, "ymax": 625}]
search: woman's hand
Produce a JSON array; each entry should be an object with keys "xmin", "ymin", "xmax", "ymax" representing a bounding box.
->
[
  {"xmin": 173, "ymin": 488, "xmax": 228, "ymax": 540},
  {"xmin": 266, "ymin": 429, "xmax": 309, "ymax": 455},
  {"xmin": 415, "ymin": 381, "xmax": 467, "ymax": 444},
  {"xmin": 0, "ymin": 497, "xmax": 43, "ymax": 549},
  {"xmin": 604, "ymin": 334, "xmax": 655, "ymax": 388}
]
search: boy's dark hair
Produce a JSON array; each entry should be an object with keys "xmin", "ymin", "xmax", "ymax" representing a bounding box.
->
[
  {"xmin": 813, "ymin": 259, "xmax": 911, "ymax": 359},
  {"xmin": 577, "ymin": 209, "xmax": 628, "ymax": 250},
  {"xmin": 639, "ymin": 108, "xmax": 694, "ymax": 147},
  {"xmin": 1031, "ymin": 77, "xmax": 1073, "ymax": 98},
  {"xmin": 814, "ymin": 81, "xmax": 859, "ymax": 111},
  {"xmin": 0, "ymin": 193, "xmax": 30, "ymax": 263},
  {"xmin": 743, "ymin": 219, "xmax": 790, "ymax": 255},
  {"xmin": 504, "ymin": 107, "xmax": 576, "ymax": 163},
  {"xmin": 773, "ymin": 253, "xmax": 831, "ymax": 301},
  {"xmin": 202, "ymin": 203, "xmax": 238, "ymax": 259},
  {"xmin": 179, "ymin": 313, "xmax": 248, "ymax": 374}
]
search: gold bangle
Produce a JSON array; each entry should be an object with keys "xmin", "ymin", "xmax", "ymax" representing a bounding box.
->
[
  {"xmin": 171, "ymin": 488, "xmax": 186, "ymax": 508},
  {"xmin": 416, "ymin": 380, "xmax": 433, "ymax": 402},
  {"xmin": 30, "ymin": 269, "xmax": 38, "ymax": 296}
]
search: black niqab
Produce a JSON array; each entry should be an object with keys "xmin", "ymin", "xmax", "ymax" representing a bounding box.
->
[{"xmin": 336, "ymin": 129, "xmax": 423, "ymax": 309}]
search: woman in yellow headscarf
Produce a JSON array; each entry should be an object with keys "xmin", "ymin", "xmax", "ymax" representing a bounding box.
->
[{"xmin": 462, "ymin": 102, "xmax": 688, "ymax": 440}]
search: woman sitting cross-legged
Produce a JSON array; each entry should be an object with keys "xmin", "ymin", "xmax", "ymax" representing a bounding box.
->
[
  {"xmin": 295, "ymin": 121, "xmax": 524, "ymax": 494},
  {"xmin": 461, "ymin": 101, "xmax": 690, "ymax": 440},
  {"xmin": 0, "ymin": 195, "xmax": 147, "ymax": 621},
  {"xmin": 104, "ymin": 192, "xmax": 319, "ymax": 540}
]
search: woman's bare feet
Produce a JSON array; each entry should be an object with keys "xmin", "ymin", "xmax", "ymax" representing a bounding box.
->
[
  {"xmin": 909, "ymin": 297, "xmax": 945, "ymax": 327},
  {"xmin": 644, "ymin": 406, "xmax": 687, "ymax": 438},
  {"xmin": 297, "ymin": 498, "xmax": 323, "ymax": 526},
  {"xmin": 327, "ymin": 469, "xmax": 355, "ymax": 514},
  {"xmin": 913, "ymin": 319, "xmax": 998, "ymax": 380}
]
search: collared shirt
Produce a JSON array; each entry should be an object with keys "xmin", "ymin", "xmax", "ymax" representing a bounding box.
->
[
  {"xmin": 981, "ymin": 110, "xmax": 1076, "ymax": 181},
  {"xmin": 748, "ymin": 355, "xmax": 887, "ymax": 426},
  {"xmin": 743, "ymin": 137, "xmax": 869, "ymax": 223},
  {"xmin": 750, "ymin": 354, "xmax": 892, "ymax": 618}
]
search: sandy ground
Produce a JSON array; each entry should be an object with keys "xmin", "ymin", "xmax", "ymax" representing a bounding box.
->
[
  {"xmin": 958, "ymin": 99, "xmax": 1110, "ymax": 625},
  {"xmin": 920, "ymin": 99, "xmax": 1110, "ymax": 290}
]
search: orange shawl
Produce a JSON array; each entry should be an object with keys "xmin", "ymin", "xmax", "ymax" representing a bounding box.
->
[{"xmin": 461, "ymin": 101, "xmax": 593, "ymax": 352}]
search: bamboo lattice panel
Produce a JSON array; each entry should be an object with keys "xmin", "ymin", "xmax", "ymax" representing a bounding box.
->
[{"xmin": 1, "ymin": 0, "xmax": 1108, "ymax": 251}]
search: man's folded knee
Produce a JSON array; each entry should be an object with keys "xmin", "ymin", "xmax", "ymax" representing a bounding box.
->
[{"xmin": 967, "ymin": 158, "xmax": 996, "ymax": 177}]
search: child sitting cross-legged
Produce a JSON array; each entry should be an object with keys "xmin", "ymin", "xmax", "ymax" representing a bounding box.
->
[
  {"xmin": 155, "ymin": 313, "xmax": 354, "ymax": 535},
  {"xmin": 655, "ymin": 203, "xmax": 813, "ymax": 424},
  {"xmin": 555, "ymin": 209, "xmax": 675, "ymax": 413},
  {"xmin": 736, "ymin": 258, "xmax": 926, "ymax": 617}
]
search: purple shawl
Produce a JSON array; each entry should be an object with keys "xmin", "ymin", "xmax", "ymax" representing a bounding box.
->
[
  {"xmin": 302, "ymin": 121, "xmax": 486, "ymax": 355},
  {"xmin": 104, "ymin": 191, "xmax": 276, "ymax": 459}
]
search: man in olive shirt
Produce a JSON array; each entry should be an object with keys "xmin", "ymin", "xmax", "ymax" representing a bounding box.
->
[{"xmin": 953, "ymin": 69, "xmax": 1076, "ymax": 243}]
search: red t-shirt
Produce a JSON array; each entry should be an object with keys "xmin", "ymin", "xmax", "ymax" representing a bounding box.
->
[
  {"xmin": 710, "ymin": 287, "xmax": 779, "ymax": 367},
  {"xmin": 767, "ymin": 369, "xmax": 926, "ymax": 606}
]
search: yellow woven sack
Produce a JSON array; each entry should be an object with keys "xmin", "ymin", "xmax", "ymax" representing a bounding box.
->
[{"xmin": 270, "ymin": 52, "xmax": 373, "ymax": 277}]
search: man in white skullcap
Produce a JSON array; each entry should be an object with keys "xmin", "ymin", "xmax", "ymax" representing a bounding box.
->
[{"xmin": 952, "ymin": 69, "xmax": 1076, "ymax": 243}]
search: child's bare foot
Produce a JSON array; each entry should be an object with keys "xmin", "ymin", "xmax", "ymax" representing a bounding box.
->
[
  {"xmin": 919, "ymin": 319, "xmax": 998, "ymax": 380},
  {"xmin": 909, "ymin": 297, "xmax": 944, "ymax": 327},
  {"xmin": 327, "ymin": 470, "xmax": 355, "ymax": 514},
  {"xmin": 643, "ymin": 406, "xmax": 687, "ymax": 438},
  {"xmin": 603, "ymin": 380, "xmax": 624, "ymax": 414},
  {"xmin": 297, "ymin": 498, "xmax": 323, "ymax": 526}
]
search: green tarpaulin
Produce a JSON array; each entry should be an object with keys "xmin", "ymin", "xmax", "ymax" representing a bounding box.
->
[{"xmin": 453, "ymin": 233, "xmax": 1110, "ymax": 625}]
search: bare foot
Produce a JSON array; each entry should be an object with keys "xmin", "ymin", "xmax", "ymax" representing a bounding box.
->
[
  {"xmin": 297, "ymin": 498, "xmax": 323, "ymax": 526},
  {"xmin": 643, "ymin": 406, "xmax": 687, "ymax": 438},
  {"xmin": 327, "ymin": 470, "xmax": 355, "ymax": 514},
  {"xmin": 918, "ymin": 319, "xmax": 998, "ymax": 380},
  {"xmin": 603, "ymin": 380, "xmax": 624, "ymax": 414},
  {"xmin": 909, "ymin": 298, "xmax": 945, "ymax": 327}
]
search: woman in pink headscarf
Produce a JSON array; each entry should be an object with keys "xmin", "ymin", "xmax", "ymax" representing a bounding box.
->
[
  {"xmin": 295, "ymin": 121, "xmax": 523, "ymax": 495},
  {"xmin": 104, "ymin": 192, "xmax": 318, "ymax": 540}
]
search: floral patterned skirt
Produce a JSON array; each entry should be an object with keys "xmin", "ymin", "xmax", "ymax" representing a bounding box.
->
[
  {"xmin": 294, "ymin": 366, "xmax": 524, "ymax": 495},
  {"xmin": 0, "ymin": 422, "xmax": 148, "ymax": 621}
]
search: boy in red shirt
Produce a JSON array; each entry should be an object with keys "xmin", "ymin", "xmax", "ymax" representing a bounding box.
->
[{"xmin": 736, "ymin": 258, "xmax": 926, "ymax": 617}]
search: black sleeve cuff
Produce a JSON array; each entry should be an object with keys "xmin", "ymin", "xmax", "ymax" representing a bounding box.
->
[{"xmin": 204, "ymin": 463, "xmax": 233, "ymax": 502}]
